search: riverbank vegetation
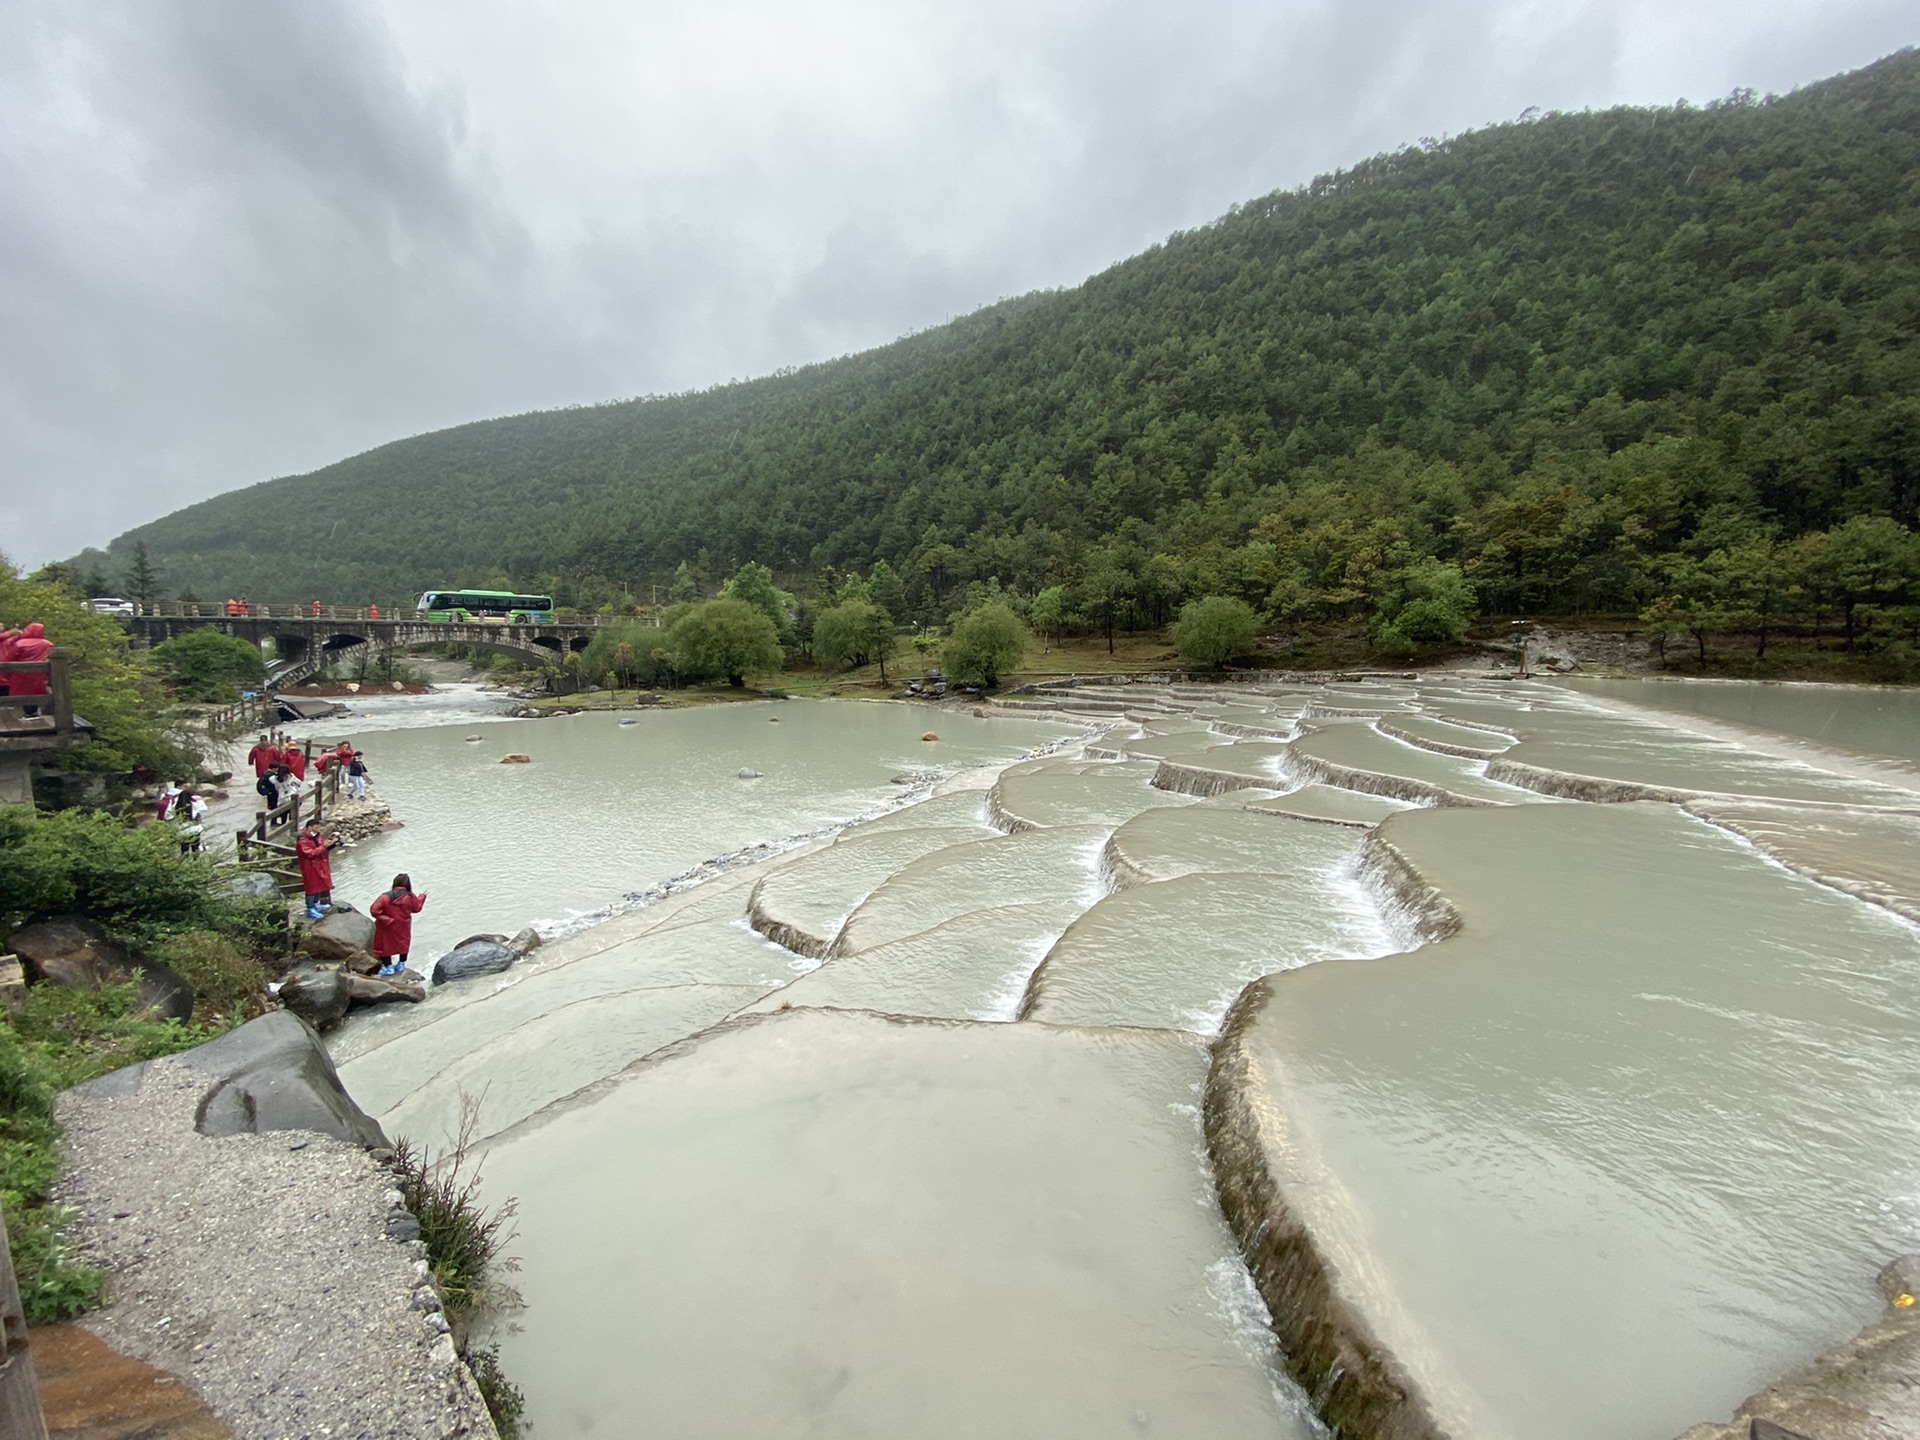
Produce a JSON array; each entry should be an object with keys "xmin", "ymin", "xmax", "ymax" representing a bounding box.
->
[
  {"xmin": 89, "ymin": 52, "xmax": 1920, "ymax": 681},
  {"xmin": 0, "ymin": 804, "xmax": 285, "ymax": 1322}
]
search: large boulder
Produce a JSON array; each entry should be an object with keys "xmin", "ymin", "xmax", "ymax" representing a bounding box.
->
[
  {"xmin": 298, "ymin": 904, "xmax": 375, "ymax": 960},
  {"xmin": 431, "ymin": 938, "xmax": 517, "ymax": 986},
  {"xmin": 277, "ymin": 964, "xmax": 351, "ymax": 1029},
  {"xmin": 7, "ymin": 917, "xmax": 194, "ymax": 1022},
  {"xmin": 71, "ymin": 1010, "xmax": 389, "ymax": 1149},
  {"xmin": 508, "ymin": 925, "xmax": 543, "ymax": 957}
]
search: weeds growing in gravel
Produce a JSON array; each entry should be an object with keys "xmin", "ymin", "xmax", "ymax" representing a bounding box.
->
[
  {"xmin": 0, "ymin": 1022, "xmax": 108, "ymax": 1322},
  {"xmin": 392, "ymin": 1094, "xmax": 527, "ymax": 1436}
]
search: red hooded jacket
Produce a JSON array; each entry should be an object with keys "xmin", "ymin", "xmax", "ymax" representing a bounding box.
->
[
  {"xmin": 286, "ymin": 747, "xmax": 308, "ymax": 780},
  {"xmin": 10, "ymin": 624, "xmax": 51, "ymax": 696},
  {"xmin": 371, "ymin": 888, "xmax": 425, "ymax": 957},
  {"xmin": 296, "ymin": 829, "xmax": 334, "ymax": 894},
  {"xmin": 247, "ymin": 742, "xmax": 278, "ymax": 777}
]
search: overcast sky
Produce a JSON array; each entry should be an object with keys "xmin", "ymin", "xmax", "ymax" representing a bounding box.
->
[{"xmin": 2, "ymin": 1, "xmax": 1912, "ymax": 571}]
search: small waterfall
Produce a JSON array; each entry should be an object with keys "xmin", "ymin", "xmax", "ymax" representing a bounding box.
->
[
  {"xmin": 1203, "ymin": 976, "xmax": 1450, "ymax": 1440},
  {"xmin": 1278, "ymin": 747, "xmax": 1491, "ymax": 809},
  {"xmin": 1150, "ymin": 759, "xmax": 1268, "ymax": 798}
]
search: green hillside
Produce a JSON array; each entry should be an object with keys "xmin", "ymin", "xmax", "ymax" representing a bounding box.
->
[{"xmin": 90, "ymin": 50, "xmax": 1920, "ymax": 641}]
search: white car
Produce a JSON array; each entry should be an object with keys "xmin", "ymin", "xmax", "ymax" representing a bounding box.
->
[{"xmin": 86, "ymin": 596, "xmax": 136, "ymax": 616}]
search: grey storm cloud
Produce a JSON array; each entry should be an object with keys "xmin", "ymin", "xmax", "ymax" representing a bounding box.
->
[{"xmin": 2, "ymin": 0, "xmax": 1914, "ymax": 569}]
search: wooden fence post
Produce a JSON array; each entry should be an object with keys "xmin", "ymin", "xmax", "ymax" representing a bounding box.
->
[{"xmin": 0, "ymin": 1202, "xmax": 50, "ymax": 1439}]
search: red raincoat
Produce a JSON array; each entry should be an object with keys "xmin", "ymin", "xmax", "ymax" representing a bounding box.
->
[
  {"xmin": 286, "ymin": 747, "xmax": 308, "ymax": 781},
  {"xmin": 247, "ymin": 742, "xmax": 278, "ymax": 777},
  {"xmin": 371, "ymin": 888, "xmax": 425, "ymax": 958},
  {"xmin": 296, "ymin": 830, "xmax": 333, "ymax": 894},
  {"xmin": 10, "ymin": 624, "xmax": 51, "ymax": 697}
]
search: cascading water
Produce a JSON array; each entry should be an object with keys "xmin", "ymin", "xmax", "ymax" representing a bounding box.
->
[{"xmin": 313, "ymin": 675, "xmax": 1920, "ymax": 1439}]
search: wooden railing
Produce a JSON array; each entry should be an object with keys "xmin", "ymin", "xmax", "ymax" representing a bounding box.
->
[
  {"xmin": 0, "ymin": 652, "xmax": 74, "ymax": 740},
  {"xmin": 206, "ymin": 692, "xmax": 276, "ymax": 737},
  {"xmin": 235, "ymin": 750, "xmax": 347, "ymax": 862}
]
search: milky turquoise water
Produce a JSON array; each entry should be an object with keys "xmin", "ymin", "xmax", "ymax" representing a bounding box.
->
[{"xmin": 317, "ymin": 674, "xmax": 1920, "ymax": 1440}]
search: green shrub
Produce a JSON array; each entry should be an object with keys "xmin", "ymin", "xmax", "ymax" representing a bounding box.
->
[
  {"xmin": 6, "ymin": 1203, "xmax": 107, "ymax": 1323},
  {"xmin": 154, "ymin": 930, "xmax": 269, "ymax": 1026},
  {"xmin": 12, "ymin": 982, "xmax": 206, "ymax": 1090},
  {"xmin": 0, "ymin": 803, "xmax": 227, "ymax": 938},
  {"xmin": 1171, "ymin": 596, "xmax": 1260, "ymax": 668},
  {"xmin": 941, "ymin": 604, "xmax": 1027, "ymax": 687},
  {"xmin": 669, "ymin": 599, "xmax": 784, "ymax": 687},
  {"xmin": 1369, "ymin": 560, "xmax": 1476, "ymax": 654},
  {"xmin": 152, "ymin": 628, "xmax": 267, "ymax": 701}
]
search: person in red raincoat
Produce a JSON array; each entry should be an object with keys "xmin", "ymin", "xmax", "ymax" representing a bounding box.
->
[
  {"xmin": 0, "ymin": 627, "xmax": 17, "ymax": 697},
  {"xmin": 246, "ymin": 734, "xmax": 278, "ymax": 777},
  {"xmin": 9, "ymin": 624, "xmax": 52, "ymax": 711},
  {"xmin": 296, "ymin": 820, "xmax": 338, "ymax": 918},
  {"xmin": 285, "ymin": 744, "xmax": 308, "ymax": 783},
  {"xmin": 370, "ymin": 874, "xmax": 427, "ymax": 976}
]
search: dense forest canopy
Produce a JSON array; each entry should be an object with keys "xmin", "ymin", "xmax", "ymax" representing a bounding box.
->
[{"xmin": 83, "ymin": 51, "xmax": 1920, "ymax": 638}]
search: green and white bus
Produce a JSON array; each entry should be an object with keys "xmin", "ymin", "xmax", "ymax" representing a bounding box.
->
[{"xmin": 415, "ymin": 589, "xmax": 555, "ymax": 623}]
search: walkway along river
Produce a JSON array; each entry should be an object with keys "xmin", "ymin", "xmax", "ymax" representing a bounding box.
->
[{"xmin": 294, "ymin": 679, "xmax": 1920, "ymax": 1440}]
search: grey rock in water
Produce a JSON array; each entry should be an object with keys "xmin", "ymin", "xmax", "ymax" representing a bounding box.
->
[
  {"xmin": 278, "ymin": 964, "xmax": 351, "ymax": 1029},
  {"xmin": 7, "ymin": 916, "xmax": 194, "ymax": 1022},
  {"xmin": 71, "ymin": 1010, "xmax": 389, "ymax": 1149},
  {"xmin": 508, "ymin": 925, "xmax": 543, "ymax": 956},
  {"xmin": 298, "ymin": 904, "xmax": 375, "ymax": 960},
  {"xmin": 343, "ymin": 972, "xmax": 425, "ymax": 1007},
  {"xmin": 737, "ymin": 767, "xmax": 763, "ymax": 779},
  {"xmin": 224, "ymin": 871, "xmax": 282, "ymax": 901},
  {"xmin": 431, "ymin": 938, "xmax": 517, "ymax": 986}
]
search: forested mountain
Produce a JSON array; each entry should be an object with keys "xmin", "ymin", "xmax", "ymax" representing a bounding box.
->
[{"xmin": 88, "ymin": 50, "xmax": 1920, "ymax": 635}]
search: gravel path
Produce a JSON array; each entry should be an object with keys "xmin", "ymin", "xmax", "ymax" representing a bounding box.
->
[{"xmin": 55, "ymin": 1062, "xmax": 497, "ymax": 1440}]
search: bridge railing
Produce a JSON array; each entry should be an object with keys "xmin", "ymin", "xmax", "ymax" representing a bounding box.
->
[
  {"xmin": 236, "ymin": 751, "xmax": 347, "ymax": 863},
  {"xmin": 141, "ymin": 601, "xmax": 417, "ymax": 622},
  {"xmin": 138, "ymin": 601, "xmax": 623, "ymax": 626}
]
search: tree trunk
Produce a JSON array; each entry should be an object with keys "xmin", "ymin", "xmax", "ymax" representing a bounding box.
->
[
  {"xmin": 1694, "ymin": 628, "xmax": 1708, "ymax": 664},
  {"xmin": 1755, "ymin": 625, "xmax": 1769, "ymax": 659}
]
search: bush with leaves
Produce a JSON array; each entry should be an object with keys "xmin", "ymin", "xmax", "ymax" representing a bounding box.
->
[
  {"xmin": 0, "ymin": 803, "xmax": 234, "ymax": 941},
  {"xmin": 152, "ymin": 627, "xmax": 267, "ymax": 701},
  {"xmin": 1171, "ymin": 596, "xmax": 1260, "ymax": 669},
  {"xmin": 1369, "ymin": 561, "xmax": 1477, "ymax": 656},
  {"xmin": 941, "ymin": 603, "xmax": 1028, "ymax": 688},
  {"xmin": 812, "ymin": 599, "xmax": 897, "ymax": 679},
  {"xmin": 669, "ymin": 599, "xmax": 784, "ymax": 687}
]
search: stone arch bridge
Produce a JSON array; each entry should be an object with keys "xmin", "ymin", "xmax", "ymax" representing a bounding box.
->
[{"xmin": 130, "ymin": 611, "xmax": 603, "ymax": 686}]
